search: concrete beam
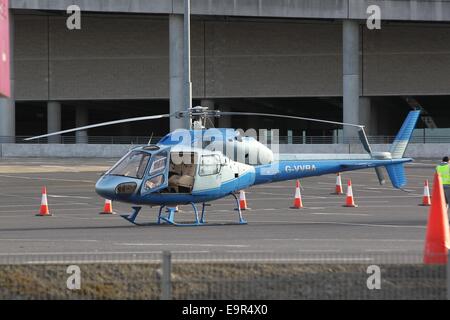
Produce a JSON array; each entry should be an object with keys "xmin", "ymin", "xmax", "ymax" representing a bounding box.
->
[
  {"xmin": 349, "ymin": 0, "xmax": 450, "ymax": 22},
  {"xmin": 10, "ymin": 0, "xmax": 349, "ymax": 18},
  {"xmin": 11, "ymin": 0, "xmax": 450, "ymax": 22},
  {"xmin": 10, "ymin": 0, "xmax": 172, "ymax": 14},
  {"xmin": 173, "ymin": 0, "xmax": 348, "ymax": 19}
]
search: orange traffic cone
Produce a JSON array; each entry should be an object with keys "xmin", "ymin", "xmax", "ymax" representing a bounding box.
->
[
  {"xmin": 239, "ymin": 190, "xmax": 248, "ymax": 210},
  {"xmin": 334, "ymin": 173, "xmax": 344, "ymax": 195},
  {"xmin": 100, "ymin": 199, "xmax": 115, "ymax": 215},
  {"xmin": 36, "ymin": 186, "xmax": 52, "ymax": 216},
  {"xmin": 423, "ymin": 173, "xmax": 450, "ymax": 265},
  {"xmin": 343, "ymin": 180, "xmax": 358, "ymax": 207},
  {"xmin": 291, "ymin": 180, "xmax": 303, "ymax": 209},
  {"xmin": 419, "ymin": 180, "xmax": 432, "ymax": 206}
]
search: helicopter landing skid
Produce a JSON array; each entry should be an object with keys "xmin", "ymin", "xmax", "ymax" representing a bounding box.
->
[
  {"xmin": 120, "ymin": 206, "xmax": 145, "ymax": 226},
  {"xmin": 200, "ymin": 193, "xmax": 247, "ymax": 225},
  {"xmin": 120, "ymin": 195, "xmax": 247, "ymax": 226},
  {"xmin": 157, "ymin": 203, "xmax": 202, "ymax": 226}
]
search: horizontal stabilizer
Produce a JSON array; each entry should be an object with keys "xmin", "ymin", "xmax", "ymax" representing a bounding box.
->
[{"xmin": 385, "ymin": 163, "xmax": 407, "ymax": 189}]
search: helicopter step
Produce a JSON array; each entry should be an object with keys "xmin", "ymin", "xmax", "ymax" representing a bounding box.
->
[{"xmin": 120, "ymin": 194, "xmax": 247, "ymax": 226}]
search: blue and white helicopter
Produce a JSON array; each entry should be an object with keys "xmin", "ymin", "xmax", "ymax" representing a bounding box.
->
[{"xmin": 27, "ymin": 107, "xmax": 421, "ymax": 226}]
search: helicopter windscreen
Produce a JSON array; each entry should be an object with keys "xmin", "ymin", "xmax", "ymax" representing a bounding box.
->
[{"xmin": 109, "ymin": 151, "xmax": 151, "ymax": 179}]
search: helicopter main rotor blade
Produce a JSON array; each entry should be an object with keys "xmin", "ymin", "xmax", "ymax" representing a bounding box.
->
[
  {"xmin": 214, "ymin": 112, "xmax": 364, "ymax": 128},
  {"xmin": 24, "ymin": 113, "xmax": 172, "ymax": 141}
]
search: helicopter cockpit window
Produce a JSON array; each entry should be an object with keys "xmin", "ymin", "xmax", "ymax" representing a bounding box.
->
[
  {"xmin": 149, "ymin": 151, "xmax": 168, "ymax": 175},
  {"xmin": 109, "ymin": 151, "xmax": 150, "ymax": 179},
  {"xmin": 199, "ymin": 154, "xmax": 221, "ymax": 176}
]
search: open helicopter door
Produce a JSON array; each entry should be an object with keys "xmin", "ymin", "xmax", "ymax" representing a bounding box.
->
[{"xmin": 141, "ymin": 148, "xmax": 170, "ymax": 195}]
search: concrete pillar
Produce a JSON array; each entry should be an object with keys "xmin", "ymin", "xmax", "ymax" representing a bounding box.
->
[
  {"xmin": 169, "ymin": 15, "xmax": 186, "ymax": 131},
  {"xmin": 47, "ymin": 101, "xmax": 61, "ymax": 143},
  {"xmin": 369, "ymin": 103, "xmax": 378, "ymax": 136},
  {"xmin": 359, "ymin": 97, "xmax": 376, "ymax": 135},
  {"xmin": 0, "ymin": 11, "xmax": 15, "ymax": 142},
  {"xmin": 342, "ymin": 20, "xmax": 360, "ymax": 142},
  {"xmin": 75, "ymin": 106, "xmax": 88, "ymax": 144}
]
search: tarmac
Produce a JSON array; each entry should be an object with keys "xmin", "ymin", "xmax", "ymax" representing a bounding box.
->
[{"xmin": 0, "ymin": 157, "xmax": 441, "ymax": 263}]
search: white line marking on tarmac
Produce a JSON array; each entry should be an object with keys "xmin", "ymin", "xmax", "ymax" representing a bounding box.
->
[
  {"xmin": 245, "ymin": 195, "xmax": 421, "ymax": 201},
  {"xmin": 0, "ymin": 206, "xmax": 95, "ymax": 213},
  {"xmin": 0, "ymin": 251, "xmax": 162, "ymax": 256},
  {"xmin": 0, "ymin": 174, "xmax": 95, "ymax": 183},
  {"xmin": 48, "ymin": 194, "xmax": 93, "ymax": 199},
  {"xmin": 0, "ymin": 239, "xmax": 98, "ymax": 242},
  {"xmin": 115, "ymin": 243, "xmax": 250, "ymax": 248},
  {"xmin": 263, "ymin": 238, "xmax": 422, "ymax": 242},
  {"xmin": 301, "ymin": 212, "xmax": 370, "ymax": 216},
  {"xmin": 297, "ymin": 249, "xmax": 342, "ymax": 253},
  {"xmin": 355, "ymin": 205, "xmax": 418, "ymax": 208},
  {"xmin": 0, "ymin": 202, "xmax": 90, "ymax": 208},
  {"xmin": 238, "ymin": 220, "xmax": 426, "ymax": 228},
  {"xmin": 363, "ymin": 249, "xmax": 415, "ymax": 252}
]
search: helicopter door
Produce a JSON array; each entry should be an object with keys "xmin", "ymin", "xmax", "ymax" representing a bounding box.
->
[
  {"xmin": 193, "ymin": 153, "xmax": 222, "ymax": 193},
  {"xmin": 141, "ymin": 150, "xmax": 169, "ymax": 194}
]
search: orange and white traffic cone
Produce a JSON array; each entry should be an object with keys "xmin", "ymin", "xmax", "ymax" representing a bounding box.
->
[
  {"xmin": 239, "ymin": 190, "xmax": 248, "ymax": 210},
  {"xmin": 334, "ymin": 173, "xmax": 344, "ymax": 195},
  {"xmin": 291, "ymin": 180, "xmax": 303, "ymax": 209},
  {"xmin": 419, "ymin": 180, "xmax": 432, "ymax": 206},
  {"xmin": 423, "ymin": 173, "xmax": 450, "ymax": 265},
  {"xmin": 100, "ymin": 199, "xmax": 115, "ymax": 214},
  {"xmin": 36, "ymin": 186, "xmax": 52, "ymax": 216},
  {"xmin": 343, "ymin": 180, "xmax": 358, "ymax": 208}
]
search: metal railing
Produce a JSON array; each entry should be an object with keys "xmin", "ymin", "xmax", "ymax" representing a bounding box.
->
[
  {"xmin": 1, "ymin": 135, "xmax": 450, "ymax": 145},
  {"xmin": 0, "ymin": 251, "xmax": 447, "ymax": 300},
  {"xmin": 0, "ymin": 136, "xmax": 162, "ymax": 145}
]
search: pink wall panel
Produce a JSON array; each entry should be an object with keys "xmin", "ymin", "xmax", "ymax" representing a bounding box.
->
[{"xmin": 0, "ymin": 0, "xmax": 10, "ymax": 98}]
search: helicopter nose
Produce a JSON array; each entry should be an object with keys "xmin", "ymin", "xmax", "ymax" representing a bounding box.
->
[
  {"xmin": 95, "ymin": 176, "xmax": 116, "ymax": 199},
  {"xmin": 95, "ymin": 175, "xmax": 140, "ymax": 200}
]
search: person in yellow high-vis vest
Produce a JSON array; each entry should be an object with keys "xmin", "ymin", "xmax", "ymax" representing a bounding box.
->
[{"xmin": 436, "ymin": 156, "xmax": 450, "ymax": 207}]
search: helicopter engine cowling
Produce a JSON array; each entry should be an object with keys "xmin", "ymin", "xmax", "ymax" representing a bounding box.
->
[{"xmin": 208, "ymin": 136, "xmax": 274, "ymax": 165}]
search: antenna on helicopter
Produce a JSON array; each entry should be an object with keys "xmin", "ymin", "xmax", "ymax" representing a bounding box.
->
[{"xmin": 147, "ymin": 132, "xmax": 154, "ymax": 145}]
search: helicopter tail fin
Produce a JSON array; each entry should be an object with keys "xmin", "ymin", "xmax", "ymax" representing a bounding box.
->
[{"xmin": 389, "ymin": 110, "xmax": 421, "ymax": 159}]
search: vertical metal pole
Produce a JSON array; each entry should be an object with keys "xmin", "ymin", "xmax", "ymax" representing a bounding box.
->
[
  {"xmin": 161, "ymin": 251, "xmax": 172, "ymax": 300},
  {"xmin": 184, "ymin": 0, "xmax": 192, "ymax": 129},
  {"xmin": 287, "ymin": 130, "xmax": 293, "ymax": 144}
]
